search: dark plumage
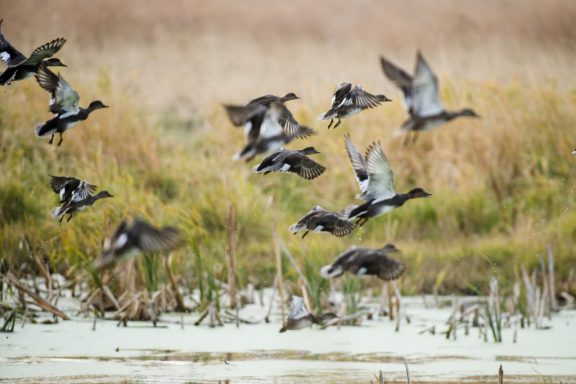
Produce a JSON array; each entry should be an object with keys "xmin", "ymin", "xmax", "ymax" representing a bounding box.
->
[
  {"xmin": 94, "ymin": 218, "xmax": 181, "ymax": 271},
  {"xmin": 0, "ymin": 19, "xmax": 66, "ymax": 86},
  {"xmin": 289, "ymin": 205, "xmax": 356, "ymax": 238},
  {"xmin": 50, "ymin": 175, "xmax": 96, "ymax": 204},
  {"xmin": 318, "ymin": 82, "xmax": 391, "ymax": 128},
  {"xmin": 380, "ymin": 52, "xmax": 479, "ymax": 142},
  {"xmin": 224, "ymin": 101, "xmax": 314, "ymax": 161},
  {"xmin": 344, "ymin": 135, "xmax": 431, "ymax": 225},
  {"xmin": 321, "ymin": 244, "xmax": 405, "ymax": 281},
  {"xmin": 35, "ymin": 63, "xmax": 108, "ymax": 145},
  {"xmin": 279, "ymin": 296, "xmax": 337, "ymax": 333},
  {"xmin": 252, "ymin": 147, "xmax": 326, "ymax": 180},
  {"xmin": 51, "ymin": 190, "xmax": 113, "ymax": 223}
]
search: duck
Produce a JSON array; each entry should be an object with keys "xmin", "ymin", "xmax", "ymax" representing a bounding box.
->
[
  {"xmin": 252, "ymin": 147, "xmax": 326, "ymax": 180},
  {"xmin": 227, "ymin": 92, "xmax": 311, "ymax": 140},
  {"xmin": 320, "ymin": 244, "xmax": 405, "ymax": 281},
  {"xmin": 50, "ymin": 175, "xmax": 96, "ymax": 204},
  {"xmin": 93, "ymin": 218, "xmax": 181, "ymax": 271},
  {"xmin": 224, "ymin": 101, "xmax": 314, "ymax": 161},
  {"xmin": 51, "ymin": 190, "xmax": 113, "ymax": 223},
  {"xmin": 344, "ymin": 134, "xmax": 431, "ymax": 225},
  {"xmin": 380, "ymin": 51, "xmax": 479, "ymax": 142},
  {"xmin": 34, "ymin": 62, "xmax": 108, "ymax": 146},
  {"xmin": 289, "ymin": 205, "xmax": 356, "ymax": 238},
  {"xmin": 318, "ymin": 82, "xmax": 391, "ymax": 128},
  {"xmin": 279, "ymin": 296, "xmax": 337, "ymax": 332},
  {"xmin": 0, "ymin": 19, "xmax": 66, "ymax": 86}
]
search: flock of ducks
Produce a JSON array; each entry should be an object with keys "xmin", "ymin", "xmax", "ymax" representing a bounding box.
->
[{"xmin": 2, "ymin": 20, "xmax": 482, "ymax": 331}]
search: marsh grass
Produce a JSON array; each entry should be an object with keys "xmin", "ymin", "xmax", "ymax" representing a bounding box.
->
[{"xmin": 0, "ymin": 0, "xmax": 575, "ymax": 303}]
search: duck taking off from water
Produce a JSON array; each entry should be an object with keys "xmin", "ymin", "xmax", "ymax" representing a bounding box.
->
[
  {"xmin": 94, "ymin": 218, "xmax": 181, "ymax": 271},
  {"xmin": 289, "ymin": 205, "xmax": 356, "ymax": 238},
  {"xmin": 0, "ymin": 19, "xmax": 66, "ymax": 86},
  {"xmin": 34, "ymin": 62, "xmax": 108, "ymax": 146},
  {"xmin": 224, "ymin": 101, "xmax": 314, "ymax": 161},
  {"xmin": 252, "ymin": 147, "xmax": 326, "ymax": 180},
  {"xmin": 380, "ymin": 51, "xmax": 479, "ymax": 143},
  {"xmin": 321, "ymin": 244, "xmax": 405, "ymax": 281},
  {"xmin": 344, "ymin": 134, "xmax": 431, "ymax": 226},
  {"xmin": 279, "ymin": 296, "xmax": 337, "ymax": 332},
  {"xmin": 318, "ymin": 82, "xmax": 391, "ymax": 128}
]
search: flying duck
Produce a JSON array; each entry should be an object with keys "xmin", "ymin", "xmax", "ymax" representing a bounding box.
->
[
  {"xmin": 93, "ymin": 218, "xmax": 182, "ymax": 271},
  {"xmin": 279, "ymin": 296, "xmax": 337, "ymax": 332},
  {"xmin": 50, "ymin": 175, "xmax": 96, "ymax": 204},
  {"xmin": 252, "ymin": 147, "xmax": 326, "ymax": 180},
  {"xmin": 289, "ymin": 205, "xmax": 356, "ymax": 238},
  {"xmin": 51, "ymin": 190, "xmax": 113, "ymax": 223},
  {"xmin": 34, "ymin": 62, "xmax": 108, "ymax": 145},
  {"xmin": 225, "ymin": 101, "xmax": 314, "ymax": 161},
  {"xmin": 0, "ymin": 19, "xmax": 66, "ymax": 86},
  {"xmin": 318, "ymin": 82, "xmax": 391, "ymax": 128},
  {"xmin": 344, "ymin": 134, "xmax": 431, "ymax": 225},
  {"xmin": 380, "ymin": 52, "xmax": 479, "ymax": 142},
  {"xmin": 320, "ymin": 244, "xmax": 405, "ymax": 281}
]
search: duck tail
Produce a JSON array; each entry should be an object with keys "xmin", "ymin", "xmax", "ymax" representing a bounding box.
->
[
  {"xmin": 50, "ymin": 206, "xmax": 64, "ymax": 220},
  {"xmin": 35, "ymin": 117, "xmax": 58, "ymax": 137},
  {"xmin": 288, "ymin": 222, "xmax": 304, "ymax": 234},
  {"xmin": 320, "ymin": 264, "xmax": 342, "ymax": 279},
  {"xmin": 317, "ymin": 109, "xmax": 336, "ymax": 121}
]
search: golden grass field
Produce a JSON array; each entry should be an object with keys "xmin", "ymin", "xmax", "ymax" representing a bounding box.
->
[{"xmin": 1, "ymin": 0, "xmax": 575, "ymax": 296}]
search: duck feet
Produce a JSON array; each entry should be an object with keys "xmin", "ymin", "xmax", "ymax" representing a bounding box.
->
[
  {"xmin": 333, "ymin": 118, "xmax": 342, "ymax": 129},
  {"xmin": 57, "ymin": 133, "xmax": 63, "ymax": 146},
  {"xmin": 48, "ymin": 134, "xmax": 54, "ymax": 145},
  {"xmin": 327, "ymin": 119, "xmax": 334, "ymax": 129}
]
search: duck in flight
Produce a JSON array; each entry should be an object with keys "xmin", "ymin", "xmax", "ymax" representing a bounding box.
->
[
  {"xmin": 252, "ymin": 147, "xmax": 326, "ymax": 180},
  {"xmin": 380, "ymin": 52, "xmax": 479, "ymax": 143},
  {"xmin": 50, "ymin": 175, "xmax": 112, "ymax": 223},
  {"xmin": 0, "ymin": 19, "xmax": 66, "ymax": 86},
  {"xmin": 289, "ymin": 205, "xmax": 356, "ymax": 238},
  {"xmin": 93, "ymin": 218, "xmax": 181, "ymax": 271},
  {"xmin": 344, "ymin": 134, "xmax": 431, "ymax": 225},
  {"xmin": 35, "ymin": 62, "xmax": 108, "ymax": 145},
  {"xmin": 321, "ymin": 244, "xmax": 405, "ymax": 281},
  {"xmin": 279, "ymin": 296, "xmax": 337, "ymax": 332},
  {"xmin": 224, "ymin": 101, "xmax": 314, "ymax": 161},
  {"xmin": 318, "ymin": 82, "xmax": 391, "ymax": 128}
]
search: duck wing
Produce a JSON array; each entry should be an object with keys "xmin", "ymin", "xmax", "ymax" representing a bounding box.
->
[
  {"xmin": 344, "ymin": 134, "xmax": 369, "ymax": 194},
  {"xmin": 277, "ymin": 105, "xmax": 314, "ymax": 139},
  {"xmin": 328, "ymin": 213, "xmax": 356, "ymax": 237},
  {"xmin": 71, "ymin": 180, "xmax": 97, "ymax": 201},
  {"xmin": 36, "ymin": 62, "xmax": 79, "ymax": 115},
  {"xmin": 331, "ymin": 82, "xmax": 353, "ymax": 108},
  {"xmin": 247, "ymin": 94, "xmax": 280, "ymax": 106},
  {"xmin": 364, "ymin": 142, "xmax": 396, "ymax": 202},
  {"xmin": 288, "ymin": 153, "xmax": 326, "ymax": 180},
  {"xmin": 288, "ymin": 296, "xmax": 309, "ymax": 320},
  {"xmin": 350, "ymin": 86, "xmax": 386, "ymax": 109},
  {"xmin": 364, "ymin": 250, "xmax": 405, "ymax": 281},
  {"xmin": 26, "ymin": 37, "xmax": 66, "ymax": 65},
  {"xmin": 50, "ymin": 175, "xmax": 78, "ymax": 194},
  {"xmin": 411, "ymin": 52, "xmax": 444, "ymax": 117},
  {"xmin": 132, "ymin": 219, "xmax": 181, "ymax": 253},
  {"xmin": 0, "ymin": 20, "xmax": 27, "ymax": 66},
  {"xmin": 380, "ymin": 56, "xmax": 413, "ymax": 111}
]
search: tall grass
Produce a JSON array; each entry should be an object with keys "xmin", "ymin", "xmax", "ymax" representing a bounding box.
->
[{"xmin": 0, "ymin": 0, "xmax": 575, "ymax": 298}]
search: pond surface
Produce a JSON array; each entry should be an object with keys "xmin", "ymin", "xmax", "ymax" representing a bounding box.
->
[{"xmin": 1, "ymin": 296, "xmax": 575, "ymax": 383}]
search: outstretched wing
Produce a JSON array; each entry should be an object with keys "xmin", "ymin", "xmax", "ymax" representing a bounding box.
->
[
  {"xmin": 331, "ymin": 82, "xmax": 353, "ymax": 108},
  {"xmin": 411, "ymin": 52, "xmax": 444, "ymax": 117},
  {"xmin": 36, "ymin": 63, "xmax": 80, "ymax": 115},
  {"xmin": 27, "ymin": 37, "xmax": 66, "ymax": 64},
  {"xmin": 288, "ymin": 296, "xmax": 309, "ymax": 320},
  {"xmin": 364, "ymin": 142, "xmax": 396, "ymax": 201},
  {"xmin": 132, "ymin": 219, "xmax": 181, "ymax": 253},
  {"xmin": 277, "ymin": 105, "xmax": 314, "ymax": 139},
  {"xmin": 380, "ymin": 56, "xmax": 413, "ymax": 111},
  {"xmin": 344, "ymin": 134, "xmax": 368, "ymax": 194},
  {"xmin": 350, "ymin": 86, "xmax": 386, "ymax": 109},
  {"xmin": 50, "ymin": 175, "xmax": 77, "ymax": 194},
  {"xmin": 0, "ymin": 20, "xmax": 27, "ymax": 66},
  {"xmin": 290, "ymin": 153, "xmax": 326, "ymax": 180}
]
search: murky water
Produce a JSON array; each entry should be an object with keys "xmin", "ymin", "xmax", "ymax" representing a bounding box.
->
[{"xmin": 1, "ymin": 297, "xmax": 575, "ymax": 383}]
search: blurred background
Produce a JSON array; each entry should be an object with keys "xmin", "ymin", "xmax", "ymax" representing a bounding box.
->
[{"xmin": 1, "ymin": 0, "xmax": 575, "ymax": 295}]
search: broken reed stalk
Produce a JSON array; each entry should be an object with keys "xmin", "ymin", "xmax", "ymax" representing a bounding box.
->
[
  {"xmin": 226, "ymin": 203, "xmax": 238, "ymax": 310},
  {"xmin": 404, "ymin": 358, "xmax": 411, "ymax": 384},
  {"xmin": 498, "ymin": 364, "xmax": 504, "ymax": 384},
  {"xmin": 3, "ymin": 273, "xmax": 70, "ymax": 320},
  {"xmin": 277, "ymin": 237, "xmax": 312, "ymax": 312},
  {"xmin": 547, "ymin": 244, "xmax": 557, "ymax": 311},
  {"xmin": 164, "ymin": 254, "xmax": 187, "ymax": 312},
  {"xmin": 387, "ymin": 282, "xmax": 394, "ymax": 321},
  {"xmin": 273, "ymin": 233, "xmax": 286, "ymax": 323},
  {"xmin": 265, "ymin": 274, "xmax": 279, "ymax": 323}
]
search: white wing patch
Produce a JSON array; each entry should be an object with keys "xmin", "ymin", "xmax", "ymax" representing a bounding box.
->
[
  {"xmin": 115, "ymin": 233, "xmax": 128, "ymax": 249},
  {"xmin": 0, "ymin": 52, "xmax": 10, "ymax": 62}
]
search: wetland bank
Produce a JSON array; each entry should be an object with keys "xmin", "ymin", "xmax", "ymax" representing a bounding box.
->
[{"xmin": 1, "ymin": 0, "xmax": 576, "ymax": 383}]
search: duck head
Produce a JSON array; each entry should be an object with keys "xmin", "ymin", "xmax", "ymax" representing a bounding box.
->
[
  {"xmin": 408, "ymin": 187, "xmax": 432, "ymax": 199},
  {"xmin": 381, "ymin": 244, "xmax": 400, "ymax": 253},
  {"xmin": 88, "ymin": 100, "xmax": 109, "ymax": 111},
  {"xmin": 281, "ymin": 92, "xmax": 299, "ymax": 102},
  {"xmin": 44, "ymin": 58, "xmax": 66, "ymax": 67},
  {"xmin": 459, "ymin": 108, "xmax": 479, "ymax": 118},
  {"xmin": 95, "ymin": 190, "xmax": 114, "ymax": 199},
  {"xmin": 300, "ymin": 146, "xmax": 321, "ymax": 155}
]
